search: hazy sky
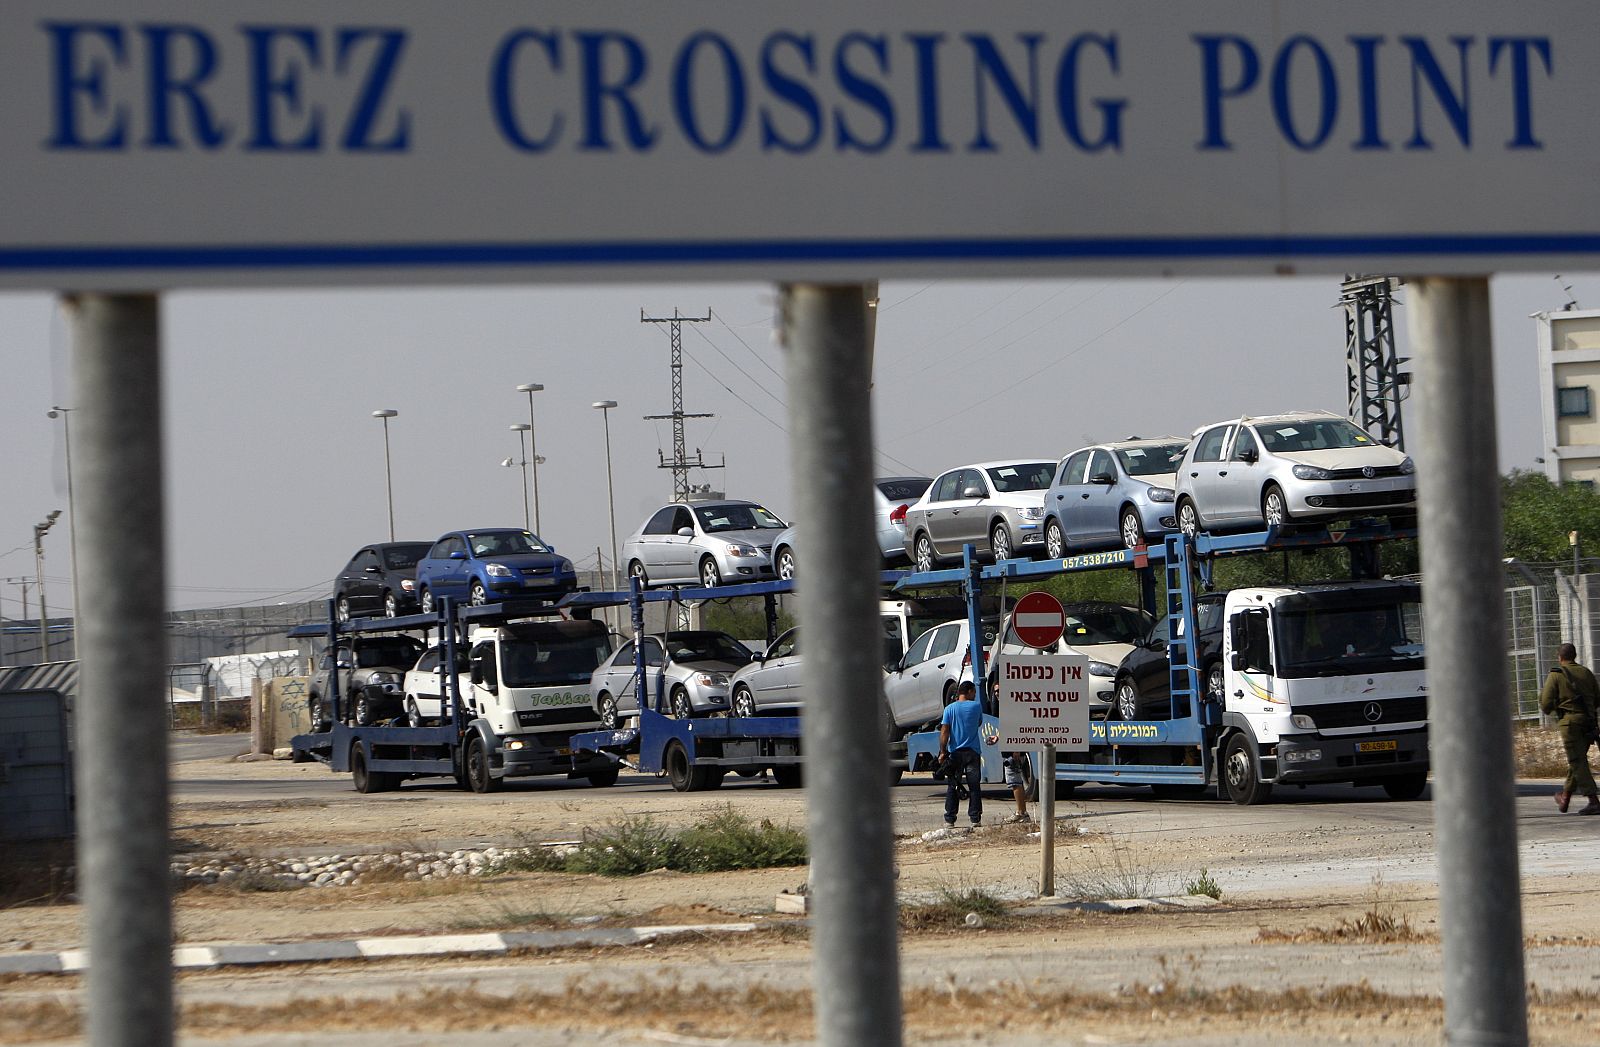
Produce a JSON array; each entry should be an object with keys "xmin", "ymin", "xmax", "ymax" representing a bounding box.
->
[{"xmin": 2, "ymin": 270, "xmax": 1596, "ymax": 618}]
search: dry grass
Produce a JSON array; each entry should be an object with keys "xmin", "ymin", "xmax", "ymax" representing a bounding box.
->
[
  {"xmin": 1256, "ymin": 878, "xmax": 1432, "ymax": 945},
  {"xmin": 13, "ymin": 977, "xmax": 1599, "ymax": 1044},
  {"xmin": 0, "ymin": 841, "xmax": 75, "ymax": 909},
  {"xmin": 1514, "ymin": 721, "xmax": 1571, "ymax": 779}
]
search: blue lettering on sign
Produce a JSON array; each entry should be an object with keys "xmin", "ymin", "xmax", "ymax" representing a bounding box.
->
[
  {"xmin": 42, "ymin": 20, "xmax": 411, "ymax": 153},
  {"xmin": 34, "ymin": 21, "xmax": 1555, "ymax": 163}
]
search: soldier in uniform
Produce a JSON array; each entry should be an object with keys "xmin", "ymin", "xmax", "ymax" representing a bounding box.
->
[{"xmin": 1540, "ymin": 642, "xmax": 1600, "ymax": 815}]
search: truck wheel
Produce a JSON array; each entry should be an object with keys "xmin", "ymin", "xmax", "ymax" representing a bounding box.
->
[
  {"xmin": 772, "ymin": 764, "xmax": 803, "ymax": 789},
  {"xmin": 693, "ymin": 765, "xmax": 726, "ymax": 790},
  {"xmin": 351, "ymin": 746, "xmax": 395, "ymax": 794},
  {"xmin": 1381, "ymin": 772, "xmax": 1429, "ymax": 800},
  {"xmin": 1221, "ymin": 733, "xmax": 1273, "ymax": 806},
  {"xmin": 1054, "ymin": 779, "xmax": 1077, "ymax": 801},
  {"xmin": 465, "ymin": 735, "xmax": 500, "ymax": 794},
  {"xmin": 587, "ymin": 765, "xmax": 620, "ymax": 788},
  {"xmin": 665, "ymin": 741, "xmax": 696, "ymax": 792},
  {"xmin": 290, "ymin": 746, "xmax": 312, "ymax": 764}
]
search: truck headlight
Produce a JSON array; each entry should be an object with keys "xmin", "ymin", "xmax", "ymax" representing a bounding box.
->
[
  {"xmin": 1282, "ymin": 748, "xmax": 1322, "ymax": 764},
  {"xmin": 485, "ymin": 562, "xmax": 513, "ymax": 577},
  {"xmin": 725, "ymin": 544, "xmax": 760, "ymax": 557},
  {"xmin": 1147, "ymin": 487, "xmax": 1175, "ymax": 503},
  {"xmin": 1088, "ymin": 660, "xmax": 1117, "ymax": 678},
  {"xmin": 1290, "ymin": 714, "xmax": 1316, "ymax": 730},
  {"xmin": 1292, "ymin": 465, "xmax": 1337, "ymax": 481},
  {"xmin": 505, "ymin": 739, "xmax": 525, "ymax": 751}
]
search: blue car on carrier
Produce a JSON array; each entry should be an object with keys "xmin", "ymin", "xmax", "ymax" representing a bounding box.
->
[{"xmin": 414, "ymin": 528, "xmax": 577, "ymax": 611}]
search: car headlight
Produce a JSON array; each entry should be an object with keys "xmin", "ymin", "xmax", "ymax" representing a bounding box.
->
[
  {"xmin": 1017, "ymin": 507, "xmax": 1044, "ymax": 521},
  {"xmin": 1147, "ymin": 487, "xmax": 1175, "ymax": 503},
  {"xmin": 1290, "ymin": 714, "xmax": 1316, "ymax": 730},
  {"xmin": 1088, "ymin": 660, "xmax": 1117, "ymax": 678},
  {"xmin": 557, "ymin": 559, "xmax": 575, "ymax": 574},
  {"xmin": 725, "ymin": 544, "xmax": 760, "ymax": 557},
  {"xmin": 1292, "ymin": 465, "xmax": 1337, "ymax": 481},
  {"xmin": 695, "ymin": 672, "xmax": 729, "ymax": 687},
  {"xmin": 400, "ymin": 579, "xmax": 415, "ymax": 591},
  {"xmin": 1399, "ymin": 457, "xmax": 1415, "ymax": 475},
  {"xmin": 484, "ymin": 562, "xmax": 513, "ymax": 577},
  {"xmin": 370, "ymin": 671, "xmax": 400, "ymax": 684}
]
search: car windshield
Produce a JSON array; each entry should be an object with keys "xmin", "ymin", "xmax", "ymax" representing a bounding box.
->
[
  {"xmin": 877, "ymin": 478, "xmax": 931, "ymax": 502},
  {"xmin": 663, "ymin": 632, "xmax": 754, "ymax": 664},
  {"xmin": 986, "ymin": 463, "xmax": 1055, "ymax": 493},
  {"xmin": 1255, "ymin": 419, "xmax": 1378, "ymax": 454},
  {"xmin": 355, "ymin": 639, "xmax": 422, "ymax": 668},
  {"xmin": 467, "ymin": 531, "xmax": 549, "ymax": 556},
  {"xmin": 1275, "ymin": 597, "xmax": 1425, "ymax": 676},
  {"xmin": 695, "ymin": 504, "xmax": 787, "ymax": 532},
  {"xmin": 1115, "ymin": 444, "xmax": 1187, "ymax": 477},
  {"xmin": 500, "ymin": 633, "xmax": 612, "ymax": 686},
  {"xmin": 383, "ymin": 544, "xmax": 431, "ymax": 569}
]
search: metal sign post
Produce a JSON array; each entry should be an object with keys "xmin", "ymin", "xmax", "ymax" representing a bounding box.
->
[
  {"xmin": 66, "ymin": 293, "xmax": 173, "ymax": 1047},
  {"xmin": 995, "ymin": 648, "xmax": 1089, "ymax": 897},
  {"xmin": 783, "ymin": 284, "xmax": 901, "ymax": 1046},
  {"xmin": 1406, "ymin": 277, "xmax": 1528, "ymax": 1045}
]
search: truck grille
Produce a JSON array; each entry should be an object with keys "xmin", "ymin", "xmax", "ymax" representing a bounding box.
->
[
  {"xmin": 516, "ymin": 707, "xmax": 600, "ymax": 728},
  {"xmin": 1300, "ymin": 696, "xmax": 1427, "ymax": 729}
]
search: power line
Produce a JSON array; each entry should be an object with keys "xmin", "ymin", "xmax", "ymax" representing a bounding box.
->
[
  {"xmin": 709, "ymin": 308, "xmax": 785, "ymax": 386},
  {"xmin": 690, "ymin": 325, "xmax": 787, "ymax": 409}
]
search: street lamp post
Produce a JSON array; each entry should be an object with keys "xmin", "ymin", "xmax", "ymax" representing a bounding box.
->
[
  {"xmin": 509, "ymin": 423, "xmax": 532, "ymax": 529},
  {"xmin": 516, "ymin": 383, "xmax": 545, "ymax": 534},
  {"xmin": 33, "ymin": 510, "xmax": 60, "ymax": 660},
  {"xmin": 48, "ymin": 406, "xmax": 79, "ymax": 655},
  {"xmin": 371, "ymin": 409, "xmax": 398, "ymax": 541},
  {"xmin": 592, "ymin": 401, "xmax": 619, "ymax": 590}
]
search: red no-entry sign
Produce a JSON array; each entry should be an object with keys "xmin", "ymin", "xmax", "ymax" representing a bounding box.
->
[{"xmin": 1012, "ymin": 591, "xmax": 1066, "ymax": 649}]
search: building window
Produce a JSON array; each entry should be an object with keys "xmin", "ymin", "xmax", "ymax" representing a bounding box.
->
[{"xmin": 1558, "ymin": 386, "xmax": 1592, "ymax": 418}]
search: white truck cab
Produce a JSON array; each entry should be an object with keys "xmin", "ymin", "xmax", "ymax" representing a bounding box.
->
[
  {"xmin": 1216, "ymin": 579, "xmax": 1428, "ymax": 803},
  {"xmin": 462, "ymin": 618, "xmax": 616, "ymax": 787}
]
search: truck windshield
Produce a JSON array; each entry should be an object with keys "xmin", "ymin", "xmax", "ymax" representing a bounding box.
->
[
  {"xmin": 500, "ymin": 632, "xmax": 612, "ymax": 686},
  {"xmin": 1275, "ymin": 598, "xmax": 1425, "ymax": 676}
]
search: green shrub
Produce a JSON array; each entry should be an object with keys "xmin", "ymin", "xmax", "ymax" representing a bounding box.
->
[
  {"xmin": 675, "ymin": 809, "xmax": 808, "ymax": 872},
  {"xmin": 1184, "ymin": 868, "xmax": 1222, "ymax": 899},
  {"xmin": 499, "ymin": 809, "xmax": 808, "ymax": 878}
]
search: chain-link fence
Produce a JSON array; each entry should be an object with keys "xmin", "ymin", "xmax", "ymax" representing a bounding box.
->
[{"xmin": 1500, "ymin": 559, "xmax": 1600, "ymax": 721}]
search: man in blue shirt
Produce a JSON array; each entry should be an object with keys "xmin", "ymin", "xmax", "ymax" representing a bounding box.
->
[{"xmin": 938, "ymin": 681, "xmax": 985, "ymax": 827}]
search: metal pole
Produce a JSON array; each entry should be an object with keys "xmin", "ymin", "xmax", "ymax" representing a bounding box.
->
[
  {"xmin": 527, "ymin": 389, "xmax": 543, "ymax": 535},
  {"xmin": 1405, "ymin": 276, "xmax": 1527, "ymax": 1046},
  {"xmin": 513, "ymin": 426, "xmax": 531, "ymax": 529},
  {"xmin": 782, "ymin": 283, "xmax": 902, "ymax": 1047},
  {"xmin": 52, "ymin": 406, "xmax": 81, "ymax": 658},
  {"xmin": 65, "ymin": 292, "xmax": 173, "ymax": 1047},
  {"xmin": 595, "ymin": 403, "xmax": 620, "ymax": 592},
  {"xmin": 1039, "ymin": 743, "xmax": 1055, "ymax": 895},
  {"xmin": 33, "ymin": 528, "xmax": 48, "ymax": 658},
  {"xmin": 382, "ymin": 416, "xmax": 395, "ymax": 541}
]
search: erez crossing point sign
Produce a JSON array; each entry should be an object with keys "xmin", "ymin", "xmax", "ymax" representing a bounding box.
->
[{"xmin": 2, "ymin": 1, "xmax": 1599, "ymax": 288}]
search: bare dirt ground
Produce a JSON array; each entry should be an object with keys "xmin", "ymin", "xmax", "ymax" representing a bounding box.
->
[{"xmin": 3, "ymin": 735, "xmax": 1598, "ymax": 1045}]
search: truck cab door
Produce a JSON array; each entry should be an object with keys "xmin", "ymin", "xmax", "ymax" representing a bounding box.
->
[{"xmin": 1226, "ymin": 609, "xmax": 1274, "ymax": 712}]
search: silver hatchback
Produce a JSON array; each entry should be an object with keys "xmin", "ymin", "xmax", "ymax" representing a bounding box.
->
[
  {"xmin": 589, "ymin": 630, "xmax": 756, "ymax": 726},
  {"xmin": 621, "ymin": 500, "xmax": 788, "ymax": 588},
  {"xmin": 902, "ymin": 460, "xmax": 1056, "ymax": 569},
  {"xmin": 1043, "ymin": 438, "xmax": 1188, "ymax": 556},
  {"xmin": 1174, "ymin": 412, "xmax": 1416, "ymax": 535}
]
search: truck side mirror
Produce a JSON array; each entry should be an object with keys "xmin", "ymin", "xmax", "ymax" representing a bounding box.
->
[
  {"xmin": 470, "ymin": 653, "xmax": 497, "ymax": 693},
  {"xmin": 1231, "ymin": 651, "xmax": 1245, "ymax": 671}
]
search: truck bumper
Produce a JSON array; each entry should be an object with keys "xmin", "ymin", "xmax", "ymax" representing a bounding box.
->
[
  {"xmin": 1272, "ymin": 728, "xmax": 1428, "ymax": 784},
  {"xmin": 500, "ymin": 734, "xmax": 612, "ymax": 778}
]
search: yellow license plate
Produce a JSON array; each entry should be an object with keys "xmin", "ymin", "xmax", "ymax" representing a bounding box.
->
[{"xmin": 1357, "ymin": 739, "xmax": 1398, "ymax": 753}]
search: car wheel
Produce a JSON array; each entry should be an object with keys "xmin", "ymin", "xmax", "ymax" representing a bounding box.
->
[
  {"xmin": 1176, "ymin": 498, "xmax": 1201, "ymax": 540},
  {"xmin": 1205, "ymin": 663, "xmax": 1224, "ymax": 702},
  {"xmin": 1112, "ymin": 678, "xmax": 1141, "ymax": 721},
  {"xmin": 1262, "ymin": 484, "xmax": 1290, "ymax": 530},
  {"xmin": 405, "ymin": 698, "xmax": 422, "ymax": 729},
  {"xmin": 308, "ymin": 696, "xmax": 328, "ymax": 733},
  {"xmin": 669, "ymin": 685, "xmax": 693, "ymax": 720},
  {"xmin": 914, "ymin": 533, "xmax": 934, "ymax": 573},
  {"xmin": 465, "ymin": 735, "xmax": 500, "ymax": 793},
  {"xmin": 941, "ymin": 681, "xmax": 957, "ymax": 708},
  {"xmin": 1045, "ymin": 519, "xmax": 1065, "ymax": 560},
  {"xmin": 598, "ymin": 693, "xmax": 619, "ymax": 729},
  {"xmin": 775, "ymin": 547, "xmax": 796, "ymax": 581},
  {"xmin": 732, "ymin": 685, "xmax": 758, "ymax": 719},
  {"xmin": 699, "ymin": 557, "xmax": 722, "ymax": 588},
  {"xmin": 587, "ymin": 765, "xmax": 620, "ymax": 788},
  {"xmin": 353, "ymin": 693, "xmax": 372, "ymax": 726},
  {"xmin": 335, "ymin": 596, "xmax": 353, "ymax": 624},
  {"xmin": 384, "ymin": 592, "xmax": 400, "ymax": 618},
  {"xmin": 628, "ymin": 560, "xmax": 649, "ymax": 588},
  {"xmin": 420, "ymin": 588, "xmax": 434, "ymax": 614},
  {"xmin": 469, "ymin": 580, "xmax": 489, "ymax": 606},
  {"xmin": 1221, "ymin": 733, "xmax": 1273, "ymax": 806},
  {"xmin": 1120, "ymin": 508, "xmax": 1146, "ymax": 549},
  {"xmin": 990, "ymin": 524, "xmax": 1013, "ymax": 561},
  {"xmin": 1381, "ymin": 772, "xmax": 1429, "ymax": 800}
]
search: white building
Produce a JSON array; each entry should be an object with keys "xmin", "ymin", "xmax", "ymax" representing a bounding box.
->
[{"xmin": 1535, "ymin": 306, "xmax": 1600, "ymax": 488}]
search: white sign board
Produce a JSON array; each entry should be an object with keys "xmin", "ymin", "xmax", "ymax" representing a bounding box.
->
[
  {"xmin": 3, "ymin": 1, "xmax": 1599, "ymax": 288},
  {"xmin": 995, "ymin": 652, "xmax": 1089, "ymax": 752}
]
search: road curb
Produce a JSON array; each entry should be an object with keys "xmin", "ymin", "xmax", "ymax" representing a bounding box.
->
[
  {"xmin": 1013, "ymin": 895, "xmax": 1223, "ymax": 915},
  {"xmin": 0, "ymin": 923, "xmax": 759, "ymax": 977}
]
